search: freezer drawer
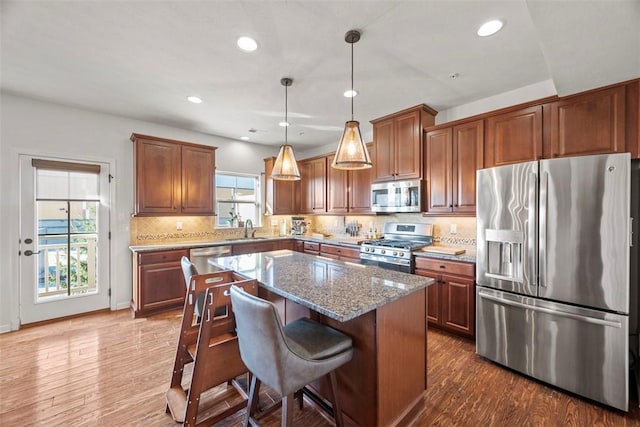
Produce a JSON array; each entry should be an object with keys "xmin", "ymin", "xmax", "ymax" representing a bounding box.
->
[{"xmin": 476, "ymin": 287, "xmax": 629, "ymax": 411}]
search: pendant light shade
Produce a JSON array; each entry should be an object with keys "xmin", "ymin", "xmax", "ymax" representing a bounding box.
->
[
  {"xmin": 332, "ymin": 30, "xmax": 372, "ymax": 170},
  {"xmin": 271, "ymin": 77, "xmax": 301, "ymax": 180}
]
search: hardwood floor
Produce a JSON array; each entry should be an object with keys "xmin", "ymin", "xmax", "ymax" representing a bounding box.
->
[{"xmin": 0, "ymin": 309, "xmax": 639, "ymax": 426}]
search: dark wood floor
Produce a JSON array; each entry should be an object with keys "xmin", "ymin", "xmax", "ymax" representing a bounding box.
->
[{"xmin": 1, "ymin": 309, "xmax": 639, "ymax": 426}]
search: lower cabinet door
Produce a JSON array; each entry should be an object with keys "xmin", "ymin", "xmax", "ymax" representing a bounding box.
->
[
  {"xmin": 441, "ymin": 274, "xmax": 475, "ymax": 338},
  {"xmin": 138, "ymin": 262, "xmax": 185, "ymax": 313},
  {"xmin": 426, "ymin": 276, "xmax": 441, "ymax": 325}
]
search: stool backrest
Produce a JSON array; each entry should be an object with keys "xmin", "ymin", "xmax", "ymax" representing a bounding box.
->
[
  {"xmin": 181, "ymin": 256, "xmax": 198, "ymax": 290},
  {"xmin": 230, "ymin": 285, "xmax": 290, "ymax": 392}
]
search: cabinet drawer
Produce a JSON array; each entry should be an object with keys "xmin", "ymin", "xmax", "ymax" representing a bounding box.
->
[
  {"xmin": 303, "ymin": 241, "xmax": 320, "ymax": 252},
  {"xmin": 138, "ymin": 249, "xmax": 188, "ymax": 265},
  {"xmin": 415, "ymin": 257, "xmax": 475, "ymax": 277},
  {"xmin": 321, "ymin": 244, "xmax": 360, "ymax": 260}
]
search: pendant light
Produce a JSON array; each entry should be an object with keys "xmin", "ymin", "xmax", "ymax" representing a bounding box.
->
[
  {"xmin": 332, "ymin": 30, "xmax": 372, "ymax": 170},
  {"xmin": 271, "ymin": 77, "xmax": 301, "ymax": 180}
]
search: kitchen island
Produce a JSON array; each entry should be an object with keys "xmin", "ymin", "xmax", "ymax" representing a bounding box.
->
[{"xmin": 209, "ymin": 250, "xmax": 434, "ymax": 427}]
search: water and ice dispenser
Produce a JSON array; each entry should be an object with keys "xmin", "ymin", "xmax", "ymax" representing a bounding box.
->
[{"xmin": 484, "ymin": 229, "xmax": 524, "ymax": 283}]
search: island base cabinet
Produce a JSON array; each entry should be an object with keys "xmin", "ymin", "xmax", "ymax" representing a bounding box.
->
[
  {"xmin": 310, "ymin": 288, "xmax": 427, "ymax": 426},
  {"xmin": 131, "ymin": 249, "xmax": 188, "ymax": 317}
]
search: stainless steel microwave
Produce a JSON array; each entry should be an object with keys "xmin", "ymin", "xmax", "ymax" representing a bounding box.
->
[{"xmin": 371, "ymin": 180, "xmax": 423, "ymax": 213}]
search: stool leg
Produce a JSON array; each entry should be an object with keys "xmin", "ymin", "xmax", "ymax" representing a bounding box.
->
[
  {"xmin": 281, "ymin": 393, "xmax": 294, "ymax": 427},
  {"xmin": 244, "ymin": 375, "xmax": 261, "ymax": 427},
  {"xmin": 328, "ymin": 370, "xmax": 344, "ymax": 427}
]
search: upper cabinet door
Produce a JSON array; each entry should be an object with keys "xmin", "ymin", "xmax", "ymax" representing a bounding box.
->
[
  {"xmin": 299, "ymin": 157, "xmax": 326, "ymax": 214},
  {"xmin": 453, "ymin": 120, "xmax": 484, "ymax": 214},
  {"xmin": 485, "ymin": 105, "xmax": 542, "ymax": 168},
  {"xmin": 394, "ymin": 110, "xmax": 422, "ymax": 180},
  {"xmin": 425, "ymin": 127, "xmax": 453, "ymax": 213},
  {"xmin": 372, "ymin": 119, "xmax": 395, "ymax": 182},
  {"xmin": 549, "ymin": 86, "xmax": 626, "ymax": 158},
  {"xmin": 371, "ymin": 104, "xmax": 436, "ymax": 182},
  {"xmin": 327, "ymin": 156, "xmax": 349, "ymax": 214},
  {"xmin": 134, "ymin": 138, "xmax": 181, "ymax": 214},
  {"xmin": 181, "ymin": 145, "xmax": 215, "ymax": 214},
  {"xmin": 264, "ymin": 157, "xmax": 298, "ymax": 215},
  {"xmin": 348, "ymin": 145, "xmax": 374, "ymax": 213},
  {"xmin": 132, "ymin": 133, "xmax": 216, "ymax": 216}
]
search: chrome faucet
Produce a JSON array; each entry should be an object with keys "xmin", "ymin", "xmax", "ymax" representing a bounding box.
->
[{"xmin": 244, "ymin": 219, "xmax": 254, "ymax": 238}]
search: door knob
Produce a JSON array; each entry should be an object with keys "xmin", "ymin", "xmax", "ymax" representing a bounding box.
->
[{"xmin": 23, "ymin": 250, "xmax": 41, "ymax": 256}]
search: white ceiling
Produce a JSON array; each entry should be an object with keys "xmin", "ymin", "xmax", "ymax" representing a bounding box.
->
[{"xmin": 2, "ymin": 1, "xmax": 639, "ymax": 149}]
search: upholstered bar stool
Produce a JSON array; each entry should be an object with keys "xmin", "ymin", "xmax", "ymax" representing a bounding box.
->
[{"xmin": 230, "ymin": 285, "xmax": 353, "ymax": 427}]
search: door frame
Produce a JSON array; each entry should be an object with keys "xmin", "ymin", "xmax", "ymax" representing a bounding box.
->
[{"xmin": 9, "ymin": 149, "xmax": 117, "ymax": 329}]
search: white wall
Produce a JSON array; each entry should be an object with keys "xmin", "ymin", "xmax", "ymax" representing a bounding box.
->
[
  {"xmin": 435, "ymin": 79, "xmax": 557, "ymax": 124},
  {"xmin": 0, "ymin": 93, "xmax": 277, "ymax": 332}
]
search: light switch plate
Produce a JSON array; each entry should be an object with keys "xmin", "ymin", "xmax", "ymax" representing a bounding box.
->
[
  {"xmin": 450, "ymin": 223, "xmax": 457, "ymax": 234},
  {"xmin": 176, "ymin": 221, "xmax": 183, "ymax": 230}
]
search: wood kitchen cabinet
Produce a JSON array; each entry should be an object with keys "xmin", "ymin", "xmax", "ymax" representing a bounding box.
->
[
  {"xmin": 132, "ymin": 249, "xmax": 188, "ymax": 317},
  {"xmin": 628, "ymin": 80, "xmax": 640, "ymax": 158},
  {"xmin": 232, "ymin": 240, "xmax": 281, "ymax": 255},
  {"xmin": 415, "ymin": 257, "xmax": 475, "ymax": 338},
  {"xmin": 131, "ymin": 133, "xmax": 216, "ymax": 216},
  {"xmin": 371, "ymin": 104, "xmax": 437, "ymax": 182},
  {"xmin": 264, "ymin": 156, "xmax": 299, "ymax": 215},
  {"xmin": 299, "ymin": 157, "xmax": 327, "ymax": 214},
  {"xmin": 302, "ymin": 241, "xmax": 320, "ymax": 255},
  {"xmin": 546, "ymin": 85, "xmax": 626, "ymax": 158},
  {"xmin": 319, "ymin": 243, "xmax": 361, "ymax": 262},
  {"xmin": 326, "ymin": 144, "xmax": 373, "ymax": 214},
  {"xmin": 485, "ymin": 105, "xmax": 542, "ymax": 168},
  {"xmin": 424, "ymin": 120, "xmax": 483, "ymax": 215}
]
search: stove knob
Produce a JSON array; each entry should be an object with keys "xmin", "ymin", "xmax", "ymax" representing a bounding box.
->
[
  {"xmin": 365, "ymin": 248, "xmax": 370, "ymax": 252},
  {"xmin": 381, "ymin": 249, "xmax": 386, "ymax": 255},
  {"xmin": 393, "ymin": 251, "xmax": 398, "ymax": 256},
  {"xmin": 399, "ymin": 252, "xmax": 404, "ymax": 257}
]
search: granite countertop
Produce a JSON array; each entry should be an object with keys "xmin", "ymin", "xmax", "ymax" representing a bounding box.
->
[
  {"xmin": 129, "ymin": 235, "xmax": 476, "ymax": 263},
  {"xmin": 129, "ymin": 235, "xmax": 362, "ymax": 252},
  {"xmin": 414, "ymin": 246, "xmax": 477, "ymax": 263},
  {"xmin": 208, "ymin": 250, "xmax": 434, "ymax": 322},
  {"xmin": 129, "ymin": 236, "xmax": 293, "ymax": 252}
]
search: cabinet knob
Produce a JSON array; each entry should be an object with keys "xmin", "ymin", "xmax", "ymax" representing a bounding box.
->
[
  {"xmin": 449, "ymin": 204, "xmax": 453, "ymax": 208},
  {"xmin": 439, "ymin": 265, "xmax": 445, "ymax": 269}
]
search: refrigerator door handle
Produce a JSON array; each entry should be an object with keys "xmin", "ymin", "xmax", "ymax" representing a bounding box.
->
[
  {"xmin": 478, "ymin": 292, "xmax": 623, "ymax": 329},
  {"xmin": 528, "ymin": 172, "xmax": 538, "ymax": 286},
  {"xmin": 539, "ymin": 171, "xmax": 548, "ymax": 288}
]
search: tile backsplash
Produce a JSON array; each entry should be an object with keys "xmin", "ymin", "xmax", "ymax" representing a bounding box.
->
[
  {"xmin": 130, "ymin": 213, "xmax": 477, "ymax": 249},
  {"xmin": 308, "ymin": 214, "xmax": 477, "ymax": 247},
  {"xmin": 130, "ymin": 215, "xmax": 273, "ymax": 245}
]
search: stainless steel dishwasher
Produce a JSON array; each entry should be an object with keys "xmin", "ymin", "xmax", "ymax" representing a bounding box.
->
[{"xmin": 189, "ymin": 245, "xmax": 232, "ymax": 273}]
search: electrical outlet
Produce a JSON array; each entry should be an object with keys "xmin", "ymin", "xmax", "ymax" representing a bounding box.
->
[
  {"xmin": 176, "ymin": 221, "xmax": 183, "ymax": 230},
  {"xmin": 450, "ymin": 223, "xmax": 457, "ymax": 234}
]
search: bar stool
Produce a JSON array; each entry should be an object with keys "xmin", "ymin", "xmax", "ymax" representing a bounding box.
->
[{"xmin": 230, "ymin": 285, "xmax": 353, "ymax": 427}]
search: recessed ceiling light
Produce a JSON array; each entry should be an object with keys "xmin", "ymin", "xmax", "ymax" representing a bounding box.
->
[
  {"xmin": 186, "ymin": 96, "xmax": 203, "ymax": 104},
  {"xmin": 237, "ymin": 36, "xmax": 258, "ymax": 52},
  {"xmin": 279, "ymin": 121, "xmax": 290, "ymax": 127},
  {"xmin": 477, "ymin": 19, "xmax": 504, "ymax": 37},
  {"xmin": 343, "ymin": 89, "xmax": 358, "ymax": 98},
  {"xmin": 240, "ymin": 136, "xmax": 250, "ymax": 141}
]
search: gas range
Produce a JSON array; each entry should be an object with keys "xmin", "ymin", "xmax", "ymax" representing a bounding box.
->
[{"xmin": 360, "ymin": 223, "xmax": 433, "ymax": 272}]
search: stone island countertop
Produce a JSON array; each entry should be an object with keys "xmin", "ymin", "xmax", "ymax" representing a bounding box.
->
[{"xmin": 208, "ymin": 250, "xmax": 434, "ymax": 322}]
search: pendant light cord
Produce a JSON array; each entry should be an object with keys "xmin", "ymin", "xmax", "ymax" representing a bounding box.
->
[
  {"xmin": 350, "ymin": 40, "xmax": 354, "ymax": 121},
  {"xmin": 285, "ymin": 83, "xmax": 288, "ymax": 145}
]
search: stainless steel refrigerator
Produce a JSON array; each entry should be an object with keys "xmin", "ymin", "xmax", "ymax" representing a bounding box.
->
[{"xmin": 476, "ymin": 152, "xmax": 634, "ymax": 411}]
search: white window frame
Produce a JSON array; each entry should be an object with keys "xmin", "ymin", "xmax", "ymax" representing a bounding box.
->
[{"xmin": 215, "ymin": 171, "xmax": 261, "ymax": 228}]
